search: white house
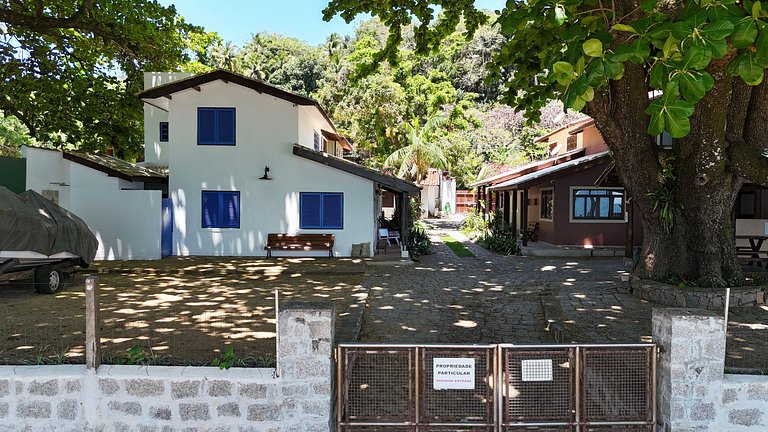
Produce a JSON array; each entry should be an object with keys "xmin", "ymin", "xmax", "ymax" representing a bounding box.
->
[
  {"xmin": 138, "ymin": 70, "xmax": 419, "ymax": 258},
  {"xmin": 22, "ymin": 146, "xmax": 167, "ymax": 260},
  {"xmin": 419, "ymin": 168, "xmax": 456, "ymax": 218}
]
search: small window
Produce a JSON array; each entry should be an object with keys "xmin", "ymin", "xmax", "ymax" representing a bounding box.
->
[
  {"xmin": 198, "ymin": 108, "xmax": 235, "ymax": 145},
  {"xmin": 313, "ymin": 132, "xmax": 321, "ymax": 151},
  {"xmin": 202, "ymin": 191, "xmax": 240, "ymax": 228},
  {"xmin": 300, "ymin": 192, "xmax": 343, "ymax": 229},
  {"xmin": 540, "ymin": 189, "xmax": 553, "ymax": 220},
  {"xmin": 572, "ymin": 188, "xmax": 625, "ymax": 220},
  {"xmin": 159, "ymin": 122, "xmax": 169, "ymax": 142},
  {"xmin": 566, "ymin": 134, "xmax": 578, "ymax": 151}
]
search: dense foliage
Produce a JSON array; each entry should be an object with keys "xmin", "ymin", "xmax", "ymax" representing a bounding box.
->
[
  {"xmin": 0, "ymin": 0, "xmax": 196, "ymax": 159},
  {"xmin": 324, "ymin": 0, "xmax": 768, "ymax": 287}
]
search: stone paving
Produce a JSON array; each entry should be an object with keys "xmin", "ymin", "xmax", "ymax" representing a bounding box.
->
[{"xmin": 357, "ymin": 218, "xmax": 768, "ymax": 371}]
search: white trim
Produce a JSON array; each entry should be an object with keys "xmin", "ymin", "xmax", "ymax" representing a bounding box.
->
[
  {"xmin": 568, "ymin": 186, "xmax": 628, "ymax": 224},
  {"xmin": 539, "ymin": 187, "xmax": 554, "ymax": 222}
]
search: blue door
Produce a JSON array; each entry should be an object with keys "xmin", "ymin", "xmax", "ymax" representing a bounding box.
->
[{"xmin": 161, "ymin": 198, "xmax": 173, "ymax": 257}]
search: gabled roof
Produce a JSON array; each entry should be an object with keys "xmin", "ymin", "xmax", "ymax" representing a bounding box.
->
[
  {"xmin": 422, "ymin": 169, "xmax": 441, "ymax": 186},
  {"xmin": 470, "ymin": 148, "xmax": 586, "ymax": 188},
  {"xmin": 489, "ymin": 151, "xmax": 611, "ymax": 191},
  {"xmin": 292, "ymin": 145, "xmax": 421, "ymax": 194},
  {"xmin": 533, "ymin": 116, "xmax": 593, "ymax": 143},
  {"xmin": 137, "ymin": 69, "xmax": 351, "ymax": 149}
]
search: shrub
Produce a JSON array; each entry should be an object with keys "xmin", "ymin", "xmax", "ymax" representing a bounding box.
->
[
  {"xmin": 478, "ymin": 233, "xmax": 520, "ymax": 255},
  {"xmin": 408, "ymin": 222, "xmax": 433, "ymax": 257},
  {"xmin": 460, "ymin": 210, "xmax": 488, "ymax": 236}
]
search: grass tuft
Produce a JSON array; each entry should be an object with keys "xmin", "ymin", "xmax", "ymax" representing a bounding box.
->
[{"xmin": 440, "ymin": 236, "xmax": 474, "ymax": 257}]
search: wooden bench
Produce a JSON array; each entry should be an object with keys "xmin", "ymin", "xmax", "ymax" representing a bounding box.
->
[
  {"xmin": 736, "ymin": 247, "xmax": 768, "ymax": 267},
  {"xmin": 265, "ymin": 234, "xmax": 334, "ymax": 258}
]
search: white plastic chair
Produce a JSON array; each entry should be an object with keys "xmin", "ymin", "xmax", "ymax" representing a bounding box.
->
[{"xmin": 378, "ymin": 228, "xmax": 401, "ymax": 246}]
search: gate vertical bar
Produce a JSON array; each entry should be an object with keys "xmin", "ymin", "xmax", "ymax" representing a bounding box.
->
[
  {"xmin": 574, "ymin": 346, "xmax": 580, "ymax": 432},
  {"xmin": 652, "ymin": 345, "xmax": 657, "ymax": 428},
  {"xmin": 495, "ymin": 345, "xmax": 502, "ymax": 432},
  {"xmin": 415, "ymin": 347, "xmax": 420, "ymax": 430},
  {"xmin": 336, "ymin": 346, "xmax": 342, "ymax": 429}
]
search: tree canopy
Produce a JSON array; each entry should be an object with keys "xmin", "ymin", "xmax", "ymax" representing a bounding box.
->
[
  {"xmin": 0, "ymin": 0, "xmax": 195, "ymax": 158},
  {"xmin": 324, "ymin": 0, "xmax": 768, "ymax": 286}
]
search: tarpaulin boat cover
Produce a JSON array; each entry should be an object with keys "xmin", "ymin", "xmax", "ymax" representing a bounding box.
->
[{"xmin": 0, "ymin": 186, "xmax": 97, "ymax": 265}]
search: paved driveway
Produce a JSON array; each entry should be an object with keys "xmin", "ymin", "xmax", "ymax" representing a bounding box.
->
[{"xmin": 359, "ymin": 219, "xmax": 768, "ymax": 371}]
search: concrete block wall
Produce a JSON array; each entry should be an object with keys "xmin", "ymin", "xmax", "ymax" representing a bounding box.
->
[
  {"xmin": 653, "ymin": 307, "xmax": 768, "ymax": 431},
  {"xmin": 0, "ymin": 302, "xmax": 334, "ymax": 431}
]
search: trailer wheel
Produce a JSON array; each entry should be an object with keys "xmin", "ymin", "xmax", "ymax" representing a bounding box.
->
[{"xmin": 34, "ymin": 266, "xmax": 66, "ymax": 294}]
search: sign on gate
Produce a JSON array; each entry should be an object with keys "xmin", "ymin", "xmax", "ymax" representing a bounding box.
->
[{"xmin": 433, "ymin": 357, "xmax": 475, "ymax": 390}]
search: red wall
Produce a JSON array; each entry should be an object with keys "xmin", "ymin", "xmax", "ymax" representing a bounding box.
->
[{"xmin": 528, "ymin": 163, "xmax": 643, "ymax": 247}]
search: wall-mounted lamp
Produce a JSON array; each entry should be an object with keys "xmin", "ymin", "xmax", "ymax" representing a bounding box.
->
[{"xmin": 259, "ymin": 165, "xmax": 272, "ymax": 180}]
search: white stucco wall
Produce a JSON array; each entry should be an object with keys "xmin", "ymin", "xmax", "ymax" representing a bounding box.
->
[
  {"xmin": 22, "ymin": 147, "xmax": 163, "ymax": 260},
  {"xmin": 420, "ymin": 185, "xmax": 439, "ymax": 218},
  {"xmin": 440, "ymin": 178, "xmax": 456, "ymax": 216},
  {"xmin": 165, "ymin": 80, "xmax": 375, "ymax": 257},
  {"xmin": 143, "ymin": 105, "xmax": 169, "ymax": 166}
]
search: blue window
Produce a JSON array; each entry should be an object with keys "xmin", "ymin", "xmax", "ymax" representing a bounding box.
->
[
  {"xmin": 198, "ymin": 108, "xmax": 236, "ymax": 145},
  {"xmin": 201, "ymin": 191, "xmax": 240, "ymax": 228},
  {"xmin": 300, "ymin": 192, "xmax": 343, "ymax": 229},
  {"xmin": 313, "ymin": 131, "xmax": 321, "ymax": 151},
  {"xmin": 572, "ymin": 188, "xmax": 624, "ymax": 220},
  {"xmin": 159, "ymin": 122, "xmax": 169, "ymax": 142}
]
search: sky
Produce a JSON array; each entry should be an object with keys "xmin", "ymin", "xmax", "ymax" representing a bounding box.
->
[{"xmin": 159, "ymin": 0, "xmax": 508, "ymax": 46}]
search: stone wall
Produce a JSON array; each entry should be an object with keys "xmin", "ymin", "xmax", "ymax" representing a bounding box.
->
[
  {"xmin": 632, "ymin": 278, "xmax": 765, "ymax": 310},
  {"xmin": 0, "ymin": 302, "xmax": 334, "ymax": 432},
  {"xmin": 654, "ymin": 308, "xmax": 768, "ymax": 431}
]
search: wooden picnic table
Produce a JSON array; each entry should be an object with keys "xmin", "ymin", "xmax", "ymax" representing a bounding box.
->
[{"xmin": 735, "ymin": 235, "xmax": 768, "ymax": 267}]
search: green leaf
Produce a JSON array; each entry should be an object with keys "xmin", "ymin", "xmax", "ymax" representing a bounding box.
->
[
  {"xmin": 553, "ymin": 61, "xmax": 574, "ymax": 75},
  {"xmin": 603, "ymin": 59, "xmax": 625, "ymax": 80},
  {"xmin": 645, "ymin": 81, "xmax": 694, "ymax": 138},
  {"xmin": 739, "ymin": 51, "xmax": 765, "ymax": 85},
  {"xmin": 707, "ymin": 38, "xmax": 729, "ymax": 59},
  {"xmin": 753, "ymin": 1, "xmax": 763, "ymax": 18},
  {"xmin": 680, "ymin": 45, "xmax": 712, "ymax": 70},
  {"xmin": 583, "ymin": 38, "xmax": 603, "ymax": 57},
  {"xmin": 670, "ymin": 22, "xmax": 693, "ymax": 40},
  {"xmin": 676, "ymin": 72, "xmax": 707, "ymax": 102},
  {"xmin": 641, "ymin": 0, "xmax": 658, "ymax": 12},
  {"xmin": 609, "ymin": 39, "xmax": 651, "ymax": 63},
  {"xmin": 700, "ymin": 20, "xmax": 735, "ymax": 41},
  {"xmin": 756, "ymin": 29, "xmax": 768, "ymax": 66},
  {"xmin": 582, "ymin": 86, "xmax": 595, "ymax": 101},
  {"xmin": 732, "ymin": 18, "xmax": 759, "ymax": 48},
  {"xmin": 663, "ymin": 35, "xmax": 680, "ymax": 59},
  {"xmin": 586, "ymin": 59, "xmax": 605, "ymax": 85},
  {"xmin": 650, "ymin": 62, "xmax": 668, "ymax": 88},
  {"xmin": 611, "ymin": 24, "xmax": 638, "ymax": 33}
]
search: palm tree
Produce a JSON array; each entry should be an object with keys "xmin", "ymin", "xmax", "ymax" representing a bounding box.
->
[
  {"xmin": 385, "ymin": 114, "xmax": 447, "ymax": 183},
  {"xmin": 209, "ymin": 41, "xmax": 240, "ymax": 72}
]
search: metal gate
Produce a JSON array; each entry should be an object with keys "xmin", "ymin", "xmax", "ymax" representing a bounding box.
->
[{"xmin": 336, "ymin": 343, "xmax": 656, "ymax": 431}]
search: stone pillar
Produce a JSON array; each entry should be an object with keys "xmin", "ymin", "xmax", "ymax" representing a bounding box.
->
[
  {"xmin": 277, "ymin": 301, "xmax": 335, "ymax": 430},
  {"xmin": 653, "ymin": 308, "xmax": 726, "ymax": 432}
]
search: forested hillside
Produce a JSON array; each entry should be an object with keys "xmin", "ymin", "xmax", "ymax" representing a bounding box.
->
[{"xmin": 1, "ymin": 7, "xmax": 581, "ymax": 187}]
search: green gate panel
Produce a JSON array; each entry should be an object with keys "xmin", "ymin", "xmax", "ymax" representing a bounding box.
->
[{"xmin": 0, "ymin": 156, "xmax": 26, "ymax": 193}]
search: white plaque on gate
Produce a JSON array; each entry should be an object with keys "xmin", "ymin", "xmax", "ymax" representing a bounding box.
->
[
  {"xmin": 433, "ymin": 358, "xmax": 475, "ymax": 390},
  {"xmin": 521, "ymin": 359, "xmax": 553, "ymax": 382}
]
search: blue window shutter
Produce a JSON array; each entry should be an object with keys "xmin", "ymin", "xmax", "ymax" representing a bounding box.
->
[
  {"xmin": 313, "ymin": 132, "xmax": 320, "ymax": 151},
  {"xmin": 201, "ymin": 191, "xmax": 219, "ymax": 227},
  {"xmin": 198, "ymin": 109, "xmax": 216, "ymax": 144},
  {"xmin": 217, "ymin": 109, "xmax": 236, "ymax": 145},
  {"xmin": 159, "ymin": 122, "xmax": 169, "ymax": 142},
  {"xmin": 301, "ymin": 193, "xmax": 322, "ymax": 229},
  {"xmin": 322, "ymin": 193, "xmax": 343, "ymax": 229},
  {"xmin": 221, "ymin": 192, "xmax": 240, "ymax": 227}
]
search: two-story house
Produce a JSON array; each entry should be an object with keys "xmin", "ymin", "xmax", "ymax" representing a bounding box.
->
[{"xmin": 137, "ymin": 69, "xmax": 419, "ymax": 258}]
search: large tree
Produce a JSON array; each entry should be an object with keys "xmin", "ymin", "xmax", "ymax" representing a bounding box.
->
[
  {"xmin": 0, "ymin": 0, "xmax": 195, "ymax": 158},
  {"xmin": 325, "ymin": 0, "xmax": 768, "ymax": 287}
]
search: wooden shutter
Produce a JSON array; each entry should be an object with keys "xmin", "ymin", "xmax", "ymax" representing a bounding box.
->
[
  {"xmin": 201, "ymin": 191, "xmax": 219, "ymax": 227},
  {"xmin": 217, "ymin": 109, "xmax": 236, "ymax": 145},
  {"xmin": 198, "ymin": 109, "xmax": 216, "ymax": 144},
  {"xmin": 566, "ymin": 134, "xmax": 578, "ymax": 151},
  {"xmin": 322, "ymin": 193, "xmax": 343, "ymax": 229},
  {"xmin": 221, "ymin": 191, "xmax": 240, "ymax": 227},
  {"xmin": 301, "ymin": 193, "xmax": 322, "ymax": 228}
]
